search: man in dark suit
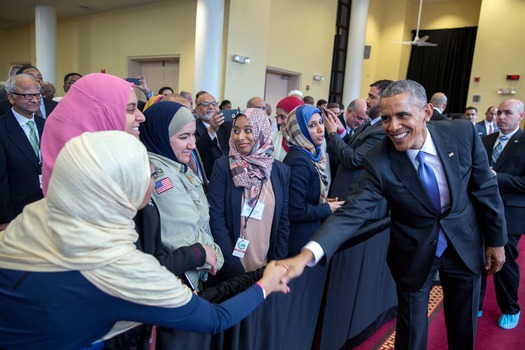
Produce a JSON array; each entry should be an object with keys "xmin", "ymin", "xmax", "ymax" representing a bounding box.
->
[
  {"xmin": 0, "ymin": 74, "xmax": 46, "ymax": 229},
  {"xmin": 479, "ymin": 99, "xmax": 524, "ymax": 330},
  {"xmin": 326, "ymin": 80, "xmax": 392, "ymax": 208},
  {"xmin": 475, "ymin": 105, "xmax": 499, "ymax": 137},
  {"xmin": 0, "ymin": 65, "xmax": 58, "ymax": 118},
  {"xmin": 336, "ymin": 98, "xmax": 368, "ymax": 141},
  {"xmin": 429, "ymin": 92, "xmax": 448, "ymax": 121},
  {"xmin": 193, "ymin": 92, "xmax": 231, "ymax": 178},
  {"xmin": 280, "ymin": 80, "xmax": 507, "ymax": 349}
]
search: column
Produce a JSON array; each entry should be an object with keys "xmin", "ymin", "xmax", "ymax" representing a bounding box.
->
[
  {"xmin": 194, "ymin": 0, "xmax": 224, "ymax": 98},
  {"xmin": 35, "ymin": 5, "xmax": 57, "ymax": 86},
  {"xmin": 342, "ymin": 0, "xmax": 369, "ymax": 102}
]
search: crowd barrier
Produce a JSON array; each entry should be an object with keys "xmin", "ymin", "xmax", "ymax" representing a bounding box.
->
[{"xmin": 159, "ymin": 217, "xmax": 396, "ymax": 350}]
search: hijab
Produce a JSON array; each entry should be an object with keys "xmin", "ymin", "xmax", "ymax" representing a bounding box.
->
[
  {"xmin": 140, "ymin": 101, "xmax": 195, "ymax": 164},
  {"xmin": 285, "ymin": 105, "xmax": 328, "ymax": 203},
  {"xmin": 41, "ymin": 73, "xmax": 134, "ymax": 195},
  {"xmin": 228, "ymin": 108, "xmax": 274, "ymax": 207},
  {"xmin": 0, "ymin": 131, "xmax": 192, "ymax": 308},
  {"xmin": 143, "ymin": 94, "xmax": 165, "ymax": 111}
]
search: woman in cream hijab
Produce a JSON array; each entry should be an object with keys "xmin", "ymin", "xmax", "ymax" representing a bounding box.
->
[{"xmin": 0, "ymin": 131, "xmax": 289, "ymax": 350}]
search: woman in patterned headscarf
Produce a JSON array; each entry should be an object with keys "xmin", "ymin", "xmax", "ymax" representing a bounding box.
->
[
  {"xmin": 208, "ymin": 108, "xmax": 290, "ymax": 279},
  {"xmin": 283, "ymin": 105, "xmax": 344, "ymax": 255}
]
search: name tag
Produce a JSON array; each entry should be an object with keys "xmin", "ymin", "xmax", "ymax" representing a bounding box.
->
[
  {"xmin": 241, "ymin": 200, "xmax": 265, "ymax": 220},
  {"xmin": 232, "ymin": 237, "xmax": 250, "ymax": 258}
]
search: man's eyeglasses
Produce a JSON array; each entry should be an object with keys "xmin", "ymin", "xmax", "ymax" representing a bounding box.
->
[
  {"xmin": 65, "ymin": 80, "xmax": 77, "ymax": 85},
  {"xmin": 11, "ymin": 92, "xmax": 43, "ymax": 101},
  {"xmin": 198, "ymin": 101, "xmax": 218, "ymax": 107}
]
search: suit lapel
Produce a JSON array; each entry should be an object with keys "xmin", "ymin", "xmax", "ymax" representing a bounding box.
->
[
  {"xmin": 430, "ymin": 126, "xmax": 459, "ymax": 209},
  {"xmin": 389, "ymin": 147, "xmax": 436, "ymax": 212},
  {"xmin": 5, "ymin": 112, "xmax": 41, "ymax": 170},
  {"xmin": 493, "ymin": 129, "xmax": 524, "ymax": 170}
]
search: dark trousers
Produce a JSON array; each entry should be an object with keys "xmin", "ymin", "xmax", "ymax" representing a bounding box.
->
[
  {"xmin": 395, "ymin": 244, "xmax": 480, "ymax": 350},
  {"xmin": 495, "ymin": 234, "xmax": 522, "ymax": 314},
  {"xmin": 480, "ymin": 233, "xmax": 522, "ymax": 315}
]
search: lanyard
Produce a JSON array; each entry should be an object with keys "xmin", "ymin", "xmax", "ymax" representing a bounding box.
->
[{"xmin": 242, "ymin": 182, "xmax": 264, "ymax": 238}]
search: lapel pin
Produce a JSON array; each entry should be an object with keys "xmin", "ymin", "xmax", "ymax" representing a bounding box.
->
[{"xmin": 448, "ymin": 152, "xmax": 454, "ymax": 157}]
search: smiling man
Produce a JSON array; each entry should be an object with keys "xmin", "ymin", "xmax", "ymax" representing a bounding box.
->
[{"xmin": 279, "ymin": 80, "xmax": 508, "ymax": 350}]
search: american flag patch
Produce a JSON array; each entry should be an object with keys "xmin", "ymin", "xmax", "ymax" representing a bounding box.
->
[{"xmin": 155, "ymin": 177, "xmax": 173, "ymax": 194}]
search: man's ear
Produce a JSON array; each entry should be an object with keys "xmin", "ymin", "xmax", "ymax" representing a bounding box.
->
[{"xmin": 424, "ymin": 103, "xmax": 433, "ymax": 122}]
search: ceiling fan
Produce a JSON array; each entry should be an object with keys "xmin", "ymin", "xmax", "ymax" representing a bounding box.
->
[{"xmin": 400, "ymin": 0, "xmax": 438, "ymax": 47}]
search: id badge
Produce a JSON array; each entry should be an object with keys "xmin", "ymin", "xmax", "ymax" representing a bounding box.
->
[
  {"xmin": 232, "ymin": 237, "xmax": 250, "ymax": 258},
  {"xmin": 241, "ymin": 200, "xmax": 265, "ymax": 220}
]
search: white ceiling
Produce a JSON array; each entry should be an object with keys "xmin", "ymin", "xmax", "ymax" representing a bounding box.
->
[{"xmin": 0, "ymin": 0, "xmax": 167, "ymax": 29}]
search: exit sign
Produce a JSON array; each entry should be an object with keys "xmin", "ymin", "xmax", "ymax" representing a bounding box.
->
[{"xmin": 506, "ymin": 75, "xmax": 520, "ymax": 80}]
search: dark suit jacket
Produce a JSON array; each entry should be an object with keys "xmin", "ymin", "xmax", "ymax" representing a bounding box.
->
[
  {"xmin": 283, "ymin": 148, "xmax": 332, "ymax": 256},
  {"xmin": 0, "ymin": 97, "xmax": 58, "ymax": 118},
  {"xmin": 482, "ymin": 129, "xmax": 525, "ymax": 235},
  {"xmin": 195, "ymin": 119, "xmax": 232, "ymax": 179},
  {"xmin": 312, "ymin": 119, "xmax": 507, "ymax": 291},
  {"xmin": 431, "ymin": 109, "xmax": 448, "ymax": 121},
  {"xmin": 328, "ymin": 121, "xmax": 386, "ymax": 204},
  {"xmin": 476, "ymin": 120, "xmax": 499, "ymax": 137},
  {"xmin": 0, "ymin": 111, "xmax": 45, "ymax": 224},
  {"xmin": 208, "ymin": 156, "xmax": 290, "ymax": 278}
]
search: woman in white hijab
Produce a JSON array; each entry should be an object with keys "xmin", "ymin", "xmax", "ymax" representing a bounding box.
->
[{"xmin": 0, "ymin": 131, "xmax": 289, "ymax": 350}]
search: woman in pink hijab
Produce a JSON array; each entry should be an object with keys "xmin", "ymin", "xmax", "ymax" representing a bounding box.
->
[{"xmin": 41, "ymin": 73, "xmax": 145, "ymax": 195}]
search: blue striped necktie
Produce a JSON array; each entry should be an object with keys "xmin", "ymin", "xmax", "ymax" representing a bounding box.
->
[
  {"xmin": 417, "ymin": 151, "xmax": 447, "ymax": 257},
  {"xmin": 491, "ymin": 135, "xmax": 508, "ymax": 167}
]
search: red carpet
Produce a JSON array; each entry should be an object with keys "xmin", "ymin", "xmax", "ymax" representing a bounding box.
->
[{"xmin": 355, "ymin": 238, "xmax": 525, "ymax": 349}]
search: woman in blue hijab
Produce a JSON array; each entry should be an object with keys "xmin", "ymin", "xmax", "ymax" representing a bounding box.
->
[{"xmin": 282, "ymin": 105, "xmax": 344, "ymax": 255}]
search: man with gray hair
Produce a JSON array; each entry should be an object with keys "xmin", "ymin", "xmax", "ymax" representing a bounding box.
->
[
  {"xmin": 280, "ymin": 79, "xmax": 507, "ymax": 350},
  {"xmin": 0, "ymin": 74, "xmax": 46, "ymax": 229}
]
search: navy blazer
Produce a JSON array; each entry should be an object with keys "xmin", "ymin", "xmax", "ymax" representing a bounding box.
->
[
  {"xmin": 208, "ymin": 156, "xmax": 290, "ymax": 278},
  {"xmin": 476, "ymin": 120, "xmax": 498, "ymax": 137},
  {"xmin": 0, "ymin": 111, "xmax": 45, "ymax": 224},
  {"xmin": 328, "ymin": 120, "xmax": 387, "ymax": 201},
  {"xmin": 482, "ymin": 129, "xmax": 525, "ymax": 236},
  {"xmin": 312, "ymin": 120, "xmax": 507, "ymax": 291},
  {"xmin": 283, "ymin": 148, "xmax": 332, "ymax": 256},
  {"xmin": 195, "ymin": 119, "xmax": 232, "ymax": 179}
]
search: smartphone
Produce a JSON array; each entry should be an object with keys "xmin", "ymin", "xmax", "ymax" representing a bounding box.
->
[
  {"xmin": 180, "ymin": 272, "xmax": 196, "ymax": 291},
  {"xmin": 125, "ymin": 77, "xmax": 141, "ymax": 86},
  {"xmin": 221, "ymin": 109, "xmax": 240, "ymax": 123}
]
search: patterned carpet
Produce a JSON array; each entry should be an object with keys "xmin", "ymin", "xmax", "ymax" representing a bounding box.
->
[{"xmin": 372, "ymin": 285, "xmax": 444, "ymax": 350}]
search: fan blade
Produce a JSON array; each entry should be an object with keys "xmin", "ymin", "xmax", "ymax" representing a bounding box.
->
[
  {"xmin": 415, "ymin": 41, "xmax": 438, "ymax": 47},
  {"xmin": 418, "ymin": 35, "xmax": 430, "ymax": 42}
]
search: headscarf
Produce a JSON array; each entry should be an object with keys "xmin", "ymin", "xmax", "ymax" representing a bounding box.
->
[
  {"xmin": 143, "ymin": 94, "xmax": 165, "ymax": 111},
  {"xmin": 140, "ymin": 101, "xmax": 195, "ymax": 164},
  {"xmin": 41, "ymin": 73, "xmax": 134, "ymax": 195},
  {"xmin": 229, "ymin": 108, "xmax": 274, "ymax": 207},
  {"xmin": 0, "ymin": 131, "xmax": 192, "ymax": 308},
  {"xmin": 285, "ymin": 105, "xmax": 328, "ymax": 202}
]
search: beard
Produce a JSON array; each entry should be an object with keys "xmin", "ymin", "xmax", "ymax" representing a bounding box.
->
[{"xmin": 367, "ymin": 104, "xmax": 381, "ymax": 119}]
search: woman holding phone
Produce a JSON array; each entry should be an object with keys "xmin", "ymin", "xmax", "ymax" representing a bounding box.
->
[{"xmin": 282, "ymin": 105, "xmax": 344, "ymax": 255}]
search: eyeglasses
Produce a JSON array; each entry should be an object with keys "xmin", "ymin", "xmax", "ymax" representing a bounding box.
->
[
  {"xmin": 65, "ymin": 80, "xmax": 77, "ymax": 85},
  {"xmin": 11, "ymin": 92, "xmax": 43, "ymax": 100},
  {"xmin": 198, "ymin": 101, "xmax": 218, "ymax": 107}
]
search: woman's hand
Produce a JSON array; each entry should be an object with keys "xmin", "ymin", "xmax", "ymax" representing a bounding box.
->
[
  {"xmin": 327, "ymin": 197, "xmax": 344, "ymax": 213},
  {"xmin": 256, "ymin": 261, "xmax": 290, "ymax": 296},
  {"xmin": 203, "ymin": 244, "xmax": 218, "ymax": 275}
]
